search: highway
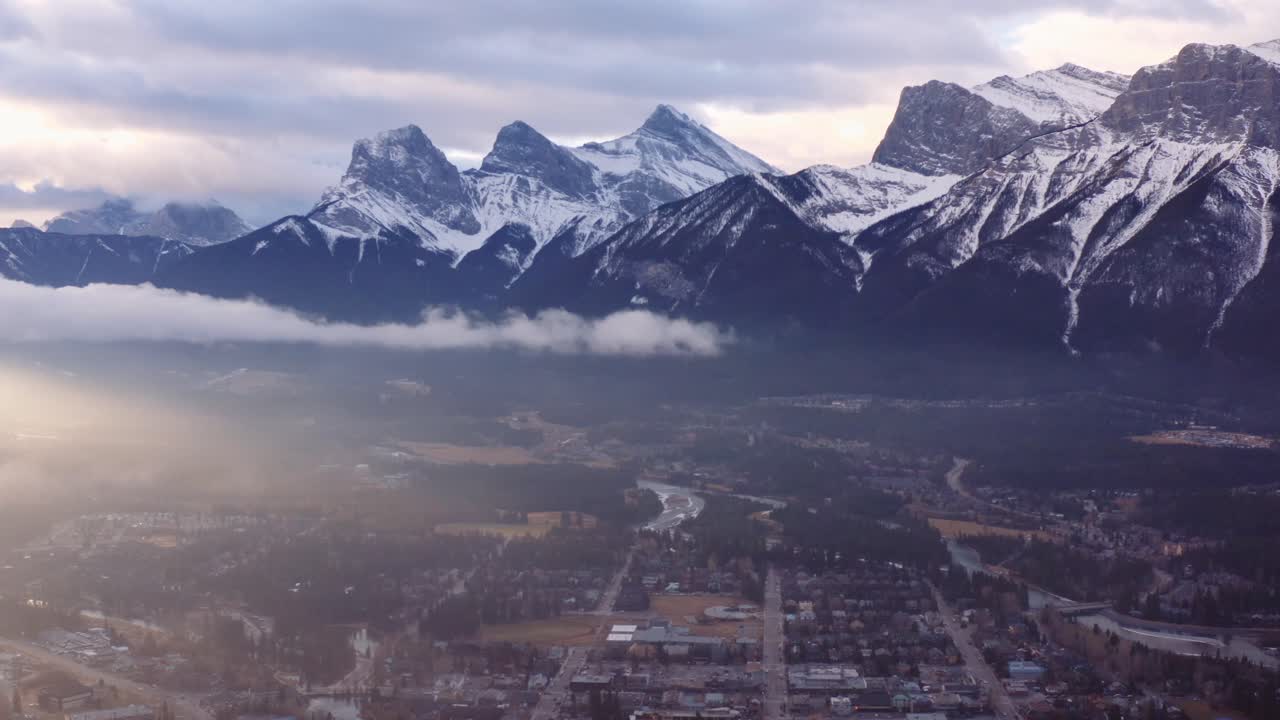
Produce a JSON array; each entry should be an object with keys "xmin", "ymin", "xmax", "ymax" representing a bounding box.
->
[
  {"xmin": 762, "ymin": 567, "xmax": 786, "ymax": 720},
  {"xmin": 0, "ymin": 636, "xmax": 212, "ymax": 720}
]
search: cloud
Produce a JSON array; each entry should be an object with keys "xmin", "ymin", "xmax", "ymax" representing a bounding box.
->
[
  {"xmin": 0, "ymin": 0, "xmax": 1276, "ymax": 223},
  {"xmin": 0, "ymin": 279, "xmax": 731, "ymax": 357}
]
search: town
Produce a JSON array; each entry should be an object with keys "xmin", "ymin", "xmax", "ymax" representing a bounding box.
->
[{"xmin": 2, "ymin": 386, "xmax": 1279, "ymax": 720}]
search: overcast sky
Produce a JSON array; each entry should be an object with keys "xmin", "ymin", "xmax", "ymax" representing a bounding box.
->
[{"xmin": 0, "ymin": 0, "xmax": 1277, "ymax": 227}]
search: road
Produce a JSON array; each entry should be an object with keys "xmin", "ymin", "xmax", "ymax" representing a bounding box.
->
[
  {"xmin": 0, "ymin": 636, "xmax": 212, "ymax": 720},
  {"xmin": 929, "ymin": 583, "xmax": 1021, "ymax": 720},
  {"xmin": 530, "ymin": 548, "xmax": 635, "ymax": 719},
  {"xmin": 762, "ymin": 567, "xmax": 786, "ymax": 720},
  {"xmin": 530, "ymin": 646, "xmax": 587, "ymax": 720}
]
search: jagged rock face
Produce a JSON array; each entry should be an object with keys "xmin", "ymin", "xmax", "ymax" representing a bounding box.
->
[
  {"xmin": 479, "ymin": 122, "xmax": 597, "ymax": 199},
  {"xmin": 0, "ymin": 228, "xmax": 192, "ymax": 286},
  {"xmin": 872, "ymin": 81, "xmax": 1044, "ymax": 176},
  {"xmin": 873, "ymin": 64, "xmax": 1131, "ymax": 177},
  {"xmin": 320, "ymin": 124, "xmax": 481, "ymax": 238},
  {"xmin": 1103, "ymin": 43, "xmax": 1280, "ymax": 147},
  {"xmin": 42, "ymin": 198, "xmax": 249, "ymax": 246}
]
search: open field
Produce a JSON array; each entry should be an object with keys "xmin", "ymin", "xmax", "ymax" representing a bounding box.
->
[
  {"xmin": 1176, "ymin": 699, "xmax": 1249, "ymax": 720},
  {"xmin": 396, "ymin": 441, "xmax": 543, "ymax": 465},
  {"xmin": 928, "ymin": 517, "xmax": 1057, "ymax": 543},
  {"xmin": 477, "ymin": 617, "xmax": 598, "ymax": 646},
  {"xmin": 1129, "ymin": 429, "xmax": 1274, "ymax": 449},
  {"xmin": 434, "ymin": 522, "xmax": 551, "ymax": 539},
  {"xmin": 650, "ymin": 594, "xmax": 762, "ymax": 640},
  {"xmin": 436, "ymin": 511, "xmax": 598, "ymax": 538}
]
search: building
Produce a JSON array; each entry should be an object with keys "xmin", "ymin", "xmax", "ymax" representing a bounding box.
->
[
  {"xmin": 38, "ymin": 681, "xmax": 94, "ymax": 712},
  {"xmin": 570, "ymin": 674, "xmax": 614, "ymax": 693},
  {"xmin": 1008, "ymin": 660, "xmax": 1047, "ymax": 682},
  {"xmin": 787, "ymin": 666, "xmax": 865, "ymax": 695}
]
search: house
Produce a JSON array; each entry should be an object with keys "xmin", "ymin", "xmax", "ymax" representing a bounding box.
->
[
  {"xmin": 1008, "ymin": 660, "xmax": 1047, "ymax": 682},
  {"xmin": 38, "ymin": 681, "xmax": 94, "ymax": 712}
]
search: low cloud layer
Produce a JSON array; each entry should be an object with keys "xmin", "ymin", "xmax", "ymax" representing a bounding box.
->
[{"xmin": 0, "ymin": 279, "xmax": 730, "ymax": 356}]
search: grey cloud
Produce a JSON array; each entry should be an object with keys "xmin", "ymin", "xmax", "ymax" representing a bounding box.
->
[
  {"xmin": 0, "ymin": 279, "xmax": 731, "ymax": 357},
  {"xmin": 0, "ymin": 0, "xmax": 1260, "ymax": 222},
  {"xmin": 0, "ymin": 0, "xmax": 34, "ymax": 41},
  {"xmin": 0, "ymin": 182, "xmax": 114, "ymax": 213}
]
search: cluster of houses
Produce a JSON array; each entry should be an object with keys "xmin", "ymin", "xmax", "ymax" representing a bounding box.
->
[
  {"xmin": 470, "ymin": 567, "xmax": 613, "ymax": 620},
  {"xmin": 783, "ymin": 568, "xmax": 959, "ymax": 672},
  {"xmin": 629, "ymin": 536, "xmax": 751, "ymax": 598}
]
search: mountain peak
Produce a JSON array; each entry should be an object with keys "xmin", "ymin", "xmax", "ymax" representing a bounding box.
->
[
  {"xmin": 329, "ymin": 123, "xmax": 480, "ymax": 235},
  {"xmin": 350, "ymin": 125, "xmax": 439, "ymax": 169},
  {"xmin": 480, "ymin": 120, "xmax": 597, "ymax": 199},
  {"xmin": 640, "ymin": 104, "xmax": 701, "ymax": 137}
]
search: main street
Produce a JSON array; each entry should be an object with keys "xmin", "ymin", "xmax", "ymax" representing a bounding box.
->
[
  {"xmin": 762, "ymin": 567, "xmax": 786, "ymax": 720},
  {"xmin": 0, "ymin": 636, "xmax": 212, "ymax": 720},
  {"xmin": 531, "ymin": 547, "xmax": 635, "ymax": 720},
  {"xmin": 929, "ymin": 583, "xmax": 1022, "ymax": 720}
]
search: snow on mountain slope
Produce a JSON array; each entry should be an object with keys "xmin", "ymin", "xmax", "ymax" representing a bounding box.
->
[
  {"xmin": 972, "ymin": 63, "xmax": 1130, "ymax": 127},
  {"xmin": 43, "ymin": 198, "xmax": 250, "ymax": 246},
  {"xmin": 572, "ymin": 105, "xmax": 781, "ymax": 213},
  {"xmin": 769, "ymin": 164, "xmax": 960, "ymax": 236},
  {"xmin": 1249, "ymin": 38, "xmax": 1280, "ymax": 65}
]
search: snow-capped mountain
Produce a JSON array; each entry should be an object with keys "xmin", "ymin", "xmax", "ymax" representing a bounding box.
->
[
  {"xmin": 12, "ymin": 38, "xmax": 1280, "ymax": 363},
  {"xmin": 847, "ymin": 40, "xmax": 1280, "ymax": 356},
  {"xmin": 158, "ymin": 105, "xmax": 779, "ymax": 318},
  {"xmin": 534, "ymin": 60, "xmax": 1133, "ymax": 322},
  {"xmin": 44, "ymin": 198, "xmax": 250, "ymax": 247}
]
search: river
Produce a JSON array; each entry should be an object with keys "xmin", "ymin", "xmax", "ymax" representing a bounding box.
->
[{"xmin": 637, "ymin": 480, "xmax": 706, "ymax": 531}]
